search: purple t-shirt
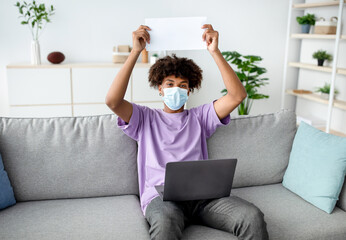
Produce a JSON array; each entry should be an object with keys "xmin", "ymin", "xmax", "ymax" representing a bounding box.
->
[{"xmin": 117, "ymin": 100, "xmax": 231, "ymax": 216}]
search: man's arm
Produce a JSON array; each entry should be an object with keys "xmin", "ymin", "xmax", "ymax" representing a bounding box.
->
[
  {"xmin": 105, "ymin": 50, "xmax": 140, "ymax": 123},
  {"xmin": 202, "ymin": 24, "xmax": 247, "ymax": 120},
  {"xmin": 211, "ymin": 49, "xmax": 247, "ymax": 120},
  {"xmin": 105, "ymin": 25, "xmax": 151, "ymax": 123}
]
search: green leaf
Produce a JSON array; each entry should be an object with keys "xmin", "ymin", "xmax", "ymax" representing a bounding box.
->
[{"xmin": 21, "ymin": 21, "xmax": 28, "ymax": 25}]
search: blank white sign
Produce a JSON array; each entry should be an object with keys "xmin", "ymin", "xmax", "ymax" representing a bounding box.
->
[{"xmin": 144, "ymin": 17, "xmax": 208, "ymax": 51}]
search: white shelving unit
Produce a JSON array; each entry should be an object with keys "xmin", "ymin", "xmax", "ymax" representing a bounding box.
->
[{"xmin": 281, "ymin": 0, "xmax": 346, "ymax": 137}]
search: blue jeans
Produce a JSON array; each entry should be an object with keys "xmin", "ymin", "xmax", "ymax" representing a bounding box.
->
[{"xmin": 145, "ymin": 195, "xmax": 269, "ymax": 240}]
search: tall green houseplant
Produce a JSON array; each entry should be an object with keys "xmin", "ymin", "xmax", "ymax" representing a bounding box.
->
[{"xmin": 221, "ymin": 51, "xmax": 269, "ymax": 115}]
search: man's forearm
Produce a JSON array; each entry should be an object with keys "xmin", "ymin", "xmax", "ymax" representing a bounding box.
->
[
  {"xmin": 105, "ymin": 49, "xmax": 141, "ymax": 107},
  {"xmin": 210, "ymin": 49, "xmax": 247, "ymax": 100}
]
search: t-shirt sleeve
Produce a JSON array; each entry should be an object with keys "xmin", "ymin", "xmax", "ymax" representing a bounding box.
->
[
  {"xmin": 117, "ymin": 102, "xmax": 145, "ymax": 141},
  {"xmin": 193, "ymin": 99, "xmax": 231, "ymax": 138}
]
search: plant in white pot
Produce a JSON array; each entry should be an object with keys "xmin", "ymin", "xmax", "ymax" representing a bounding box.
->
[
  {"xmin": 315, "ymin": 83, "xmax": 339, "ymax": 100},
  {"xmin": 15, "ymin": 1, "xmax": 55, "ymax": 65},
  {"xmin": 150, "ymin": 53, "xmax": 159, "ymax": 64}
]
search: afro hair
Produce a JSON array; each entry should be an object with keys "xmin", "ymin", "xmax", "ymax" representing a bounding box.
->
[{"xmin": 148, "ymin": 53, "xmax": 203, "ymax": 93}]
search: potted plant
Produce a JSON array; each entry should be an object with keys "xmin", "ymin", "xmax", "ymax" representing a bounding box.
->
[
  {"xmin": 150, "ymin": 53, "xmax": 159, "ymax": 64},
  {"xmin": 296, "ymin": 13, "xmax": 316, "ymax": 33},
  {"xmin": 14, "ymin": 1, "xmax": 55, "ymax": 65},
  {"xmin": 221, "ymin": 51, "xmax": 269, "ymax": 115},
  {"xmin": 315, "ymin": 83, "xmax": 339, "ymax": 99},
  {"xmin": 312, "ymin": 50, "xmax": 333, "ymax": 66}
]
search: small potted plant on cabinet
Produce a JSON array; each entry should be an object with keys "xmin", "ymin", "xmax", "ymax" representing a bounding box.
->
[
  {"xmin": 312, "ymin": 50, "xmax": 333, "ymax": 66},
  {"xmin": 296, "ymin": 13, "xmax": 316, "ymax": 33},
  {"xmin": 150, "ymin": 53, "xmax": 159, "ymax": 64},
  {"xmin": 315, "ymin": 83, "xmax": 339, "ymax": 99}
]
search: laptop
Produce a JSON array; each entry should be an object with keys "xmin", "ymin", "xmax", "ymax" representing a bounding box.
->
[{"xmin": 154, "ymin": 158, "xmax": 237, "ymax": 201}]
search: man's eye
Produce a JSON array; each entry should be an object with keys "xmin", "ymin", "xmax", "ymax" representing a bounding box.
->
[{"xmin": 168, "ymin": 83, "xmax": 173, "ymax": 86}]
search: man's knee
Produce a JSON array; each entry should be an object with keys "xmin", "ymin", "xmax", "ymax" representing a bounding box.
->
[
  {"xmin": 147, "ymin": 207, "xmax": 185, "ymax": 240},
  {"xmin": 242, "ymin": 204, "xmax": 266, "ymax": 226},
  {"xmin": 240, "ymin": 203, "xmax": 269, "ymax": 239}
]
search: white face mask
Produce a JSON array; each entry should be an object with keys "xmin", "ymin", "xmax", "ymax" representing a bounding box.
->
[{"xmin": 162, "ymin": 87, "xmax": 189, "ymax": 110}]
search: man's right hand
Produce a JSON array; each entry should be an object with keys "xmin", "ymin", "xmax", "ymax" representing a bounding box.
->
[{"xmin": 132, "ymin": 25, "xmax": 151, "ymax": 53}]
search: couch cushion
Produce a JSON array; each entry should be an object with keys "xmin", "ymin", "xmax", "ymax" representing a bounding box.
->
[
  {"xmin": 282, "ymin": 121, "xmax": 346, "ymax": 214},
  {"xmin": 0, "ymin": 195, "xmax": 150, "ymax": 240},
  {"xmin": 207, "ymin": 109, "xmax": 297, "ymax": 188},
  {"xmin": 232, "ymin": 183, "xmax": 346, "ymax": 240},
  {"xmin": 0, "ymin": 114, "xmax": 139, "ymax": 201}
]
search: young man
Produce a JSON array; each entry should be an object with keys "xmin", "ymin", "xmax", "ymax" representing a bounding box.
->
[{"xmin": 105, "ymin": 24, "xmax": 269, "ymax": 240}]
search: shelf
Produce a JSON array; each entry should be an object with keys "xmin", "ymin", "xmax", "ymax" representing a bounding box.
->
[
  {"xmin": 293, "ymin": 1, "xmax": 346, "ymax": 9},
  {"xmin": 286, "ymin": 89, "xmax": 346, "ymax": 111},
  {"xmin": 316, "ymin": 126, "xmax": 346, "ymax": 137},
  {"xmin": 291, "ymin": 33, "xmax": 346, "ymax": 40},
  {"xmin": 288, "ymin": 62, "xmax": 346, "ymax": 75},
  {"xmin": 6, "ymin": 62, "xmax": 153, "ymax": 69},
  {"xmin": 297, "ymin": 122, "xmax": 346, "ymax": 137}
]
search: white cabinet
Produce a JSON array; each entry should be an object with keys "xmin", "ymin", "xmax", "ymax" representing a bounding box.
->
[
  {"xmin": 72, "ymin": 68, "xmax": 131, "ymax": 103},
  {"xmin": 132, "ymin": 68, "xmax": 162, "ymax": 102},
  {"xmin": 7, "ymin": 68, "xmax": 71, "ymax": 105},
  {"xmin": 8, "ymin": 105, "xmax": 72, "ymax": 118},
  {"xmin": 73, "ymin": 104, "xmax": 114, "ymax": 117},
  {"xmin": 6, "ymin": 63, "xmax": 160, "ymax": 118}
]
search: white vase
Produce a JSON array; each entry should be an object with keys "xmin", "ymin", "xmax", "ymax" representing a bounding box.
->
[
  {"xmin": 31, "ymin": 40, "xmax": 41, "ymax": 65},
  {"xmin": 321, "ymin": 92, "xmax": 336, "ymax": 100},
  {"xmin": 150, "ymin": 56, "xmax": 158, "ymax": 64}
]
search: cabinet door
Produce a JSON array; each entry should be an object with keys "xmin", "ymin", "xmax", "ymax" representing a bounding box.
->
[
  {"xmin": 72, "ymin": 68, "xmax": 131, "ymax": 103},
  {"xmin": 7, "ymin": 68, "xmax": 71, "ymax": 105},
  {"xmin": 73, "ymin": 103, "xmax": 115, "ymax": 116},
  {"xmin": 133, "ymin": 101, "xmax": 163, "ymax": 109},
  {"xmin": 132, "ymin": 68, "xmax": 162, "ymax": 102},
  {"xmin": 9, "ymin": 105, "xmax": 72, "ymax": 117}
]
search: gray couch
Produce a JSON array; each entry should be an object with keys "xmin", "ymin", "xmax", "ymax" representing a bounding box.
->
[{"xmin": 0, "ymin": 109, "xmax": 345, "ymax": 240}]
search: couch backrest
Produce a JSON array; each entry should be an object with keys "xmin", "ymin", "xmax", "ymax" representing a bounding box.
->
[
  {"xmin": 0, "ymin": 114, "xmax": 139, "ymax": 202},
  {"xmin": 207, "ymin": 109, "xmax": 297, "ymax": 188}
]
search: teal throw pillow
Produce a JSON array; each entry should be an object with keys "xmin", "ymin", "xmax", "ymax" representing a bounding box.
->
[
  {"xmin": 282, "ymin": 121, "xmax": 346, "ymax": 214},
  {"xmin": 0, "ymin": 151, "xmax": 16, "ymax": 210}
]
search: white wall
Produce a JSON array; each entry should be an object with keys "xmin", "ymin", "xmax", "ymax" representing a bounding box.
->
[{"xmin": 1, "ymin": 0, "xmax": 290, "ymax": 117}]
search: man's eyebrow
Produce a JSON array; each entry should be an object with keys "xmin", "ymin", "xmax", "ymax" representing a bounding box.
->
[{"xmin": 166, "ymin": 79, "xmax": 188, "ymax": 83}]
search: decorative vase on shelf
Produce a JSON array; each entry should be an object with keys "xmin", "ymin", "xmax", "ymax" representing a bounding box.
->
[
  {"xmin": 150, "ymin": 56, "xmax": 158, "ymax": 64},
  {"xmin": 321, "ymin": 93, "xmax": 336, "ymax": 100},
  {"xmin": 31, "ymin": 40, "xmax": 41, "ymax": 65}
]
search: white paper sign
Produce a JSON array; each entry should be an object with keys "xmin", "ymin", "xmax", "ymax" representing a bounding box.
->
[{"xmin": 144, "ymin": 17, "xmax": 208, "ymax": 51}]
